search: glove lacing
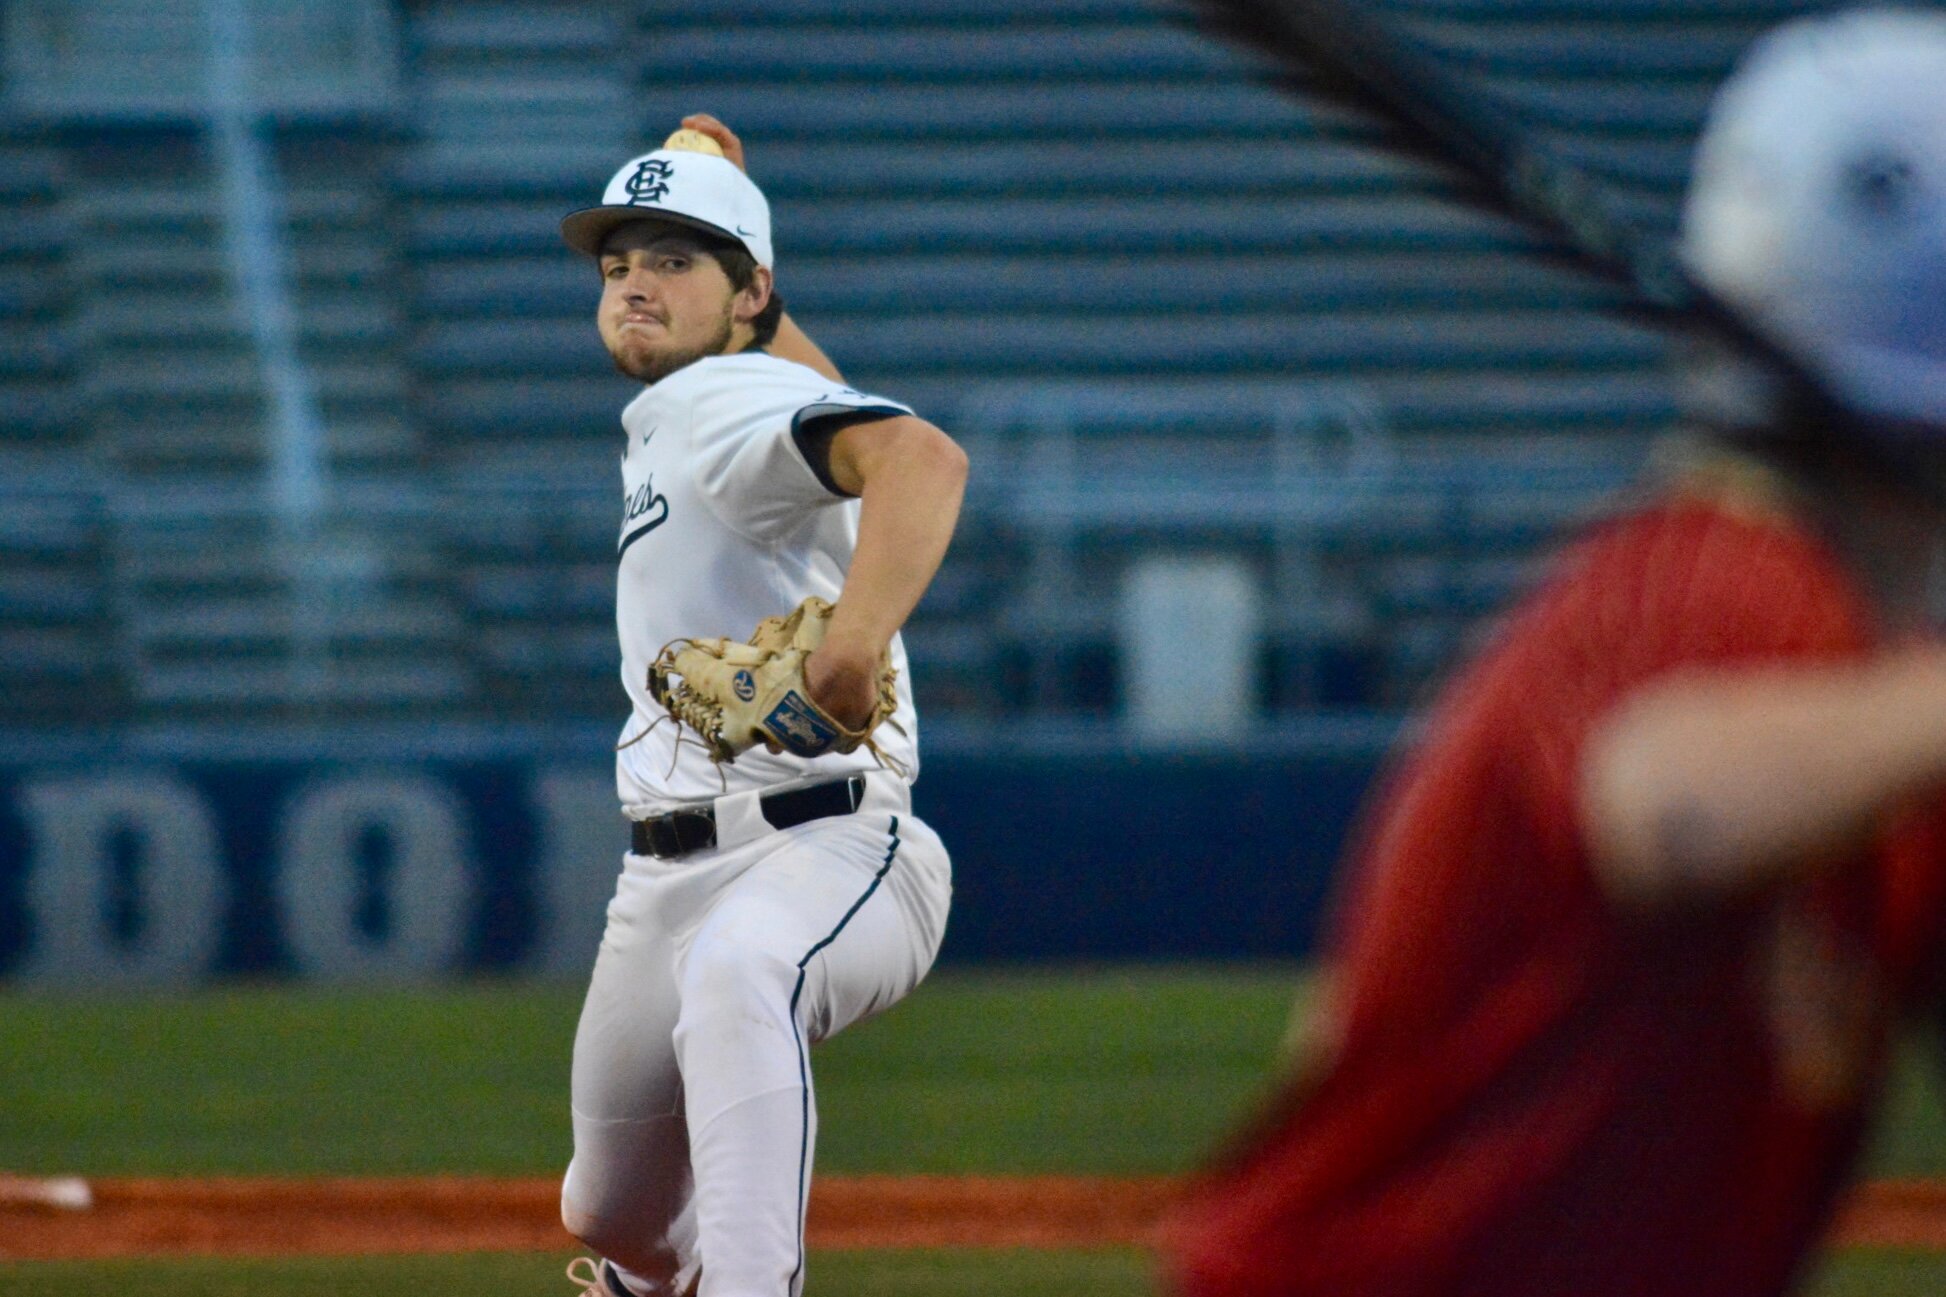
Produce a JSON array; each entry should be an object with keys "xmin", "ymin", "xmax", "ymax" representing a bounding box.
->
[{"xmin": 659, "ymin": 684, "xmax": 727, "ymax": 755}]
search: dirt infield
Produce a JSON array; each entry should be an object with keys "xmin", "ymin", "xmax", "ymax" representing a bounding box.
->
[{"xmin": 3, "ymin": 1175, "xmax": 1944, "ymax": 1260}]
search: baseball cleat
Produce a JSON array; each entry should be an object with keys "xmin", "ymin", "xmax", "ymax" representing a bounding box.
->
[
  {"xmin": 564, "ymin": 1257, "xmax": 628, "ymax": 1296},
  {"xmin": 564, "ymin": 1257, "xmax": 696, "ymax": 1297}
]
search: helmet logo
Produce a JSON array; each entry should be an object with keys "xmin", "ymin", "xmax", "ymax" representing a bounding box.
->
[
  {"xmin": 624, "ymin": 159, "xmax": 674, "ymax": 204},
  {"xmin": 1844, "ymin": 152, "xmax": 1916, "ymax": 220}
]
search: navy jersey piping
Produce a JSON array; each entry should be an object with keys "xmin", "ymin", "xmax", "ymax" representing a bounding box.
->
[{"xmin": 790, "ymin": 406, "xmax": 907, "ymax": 498}]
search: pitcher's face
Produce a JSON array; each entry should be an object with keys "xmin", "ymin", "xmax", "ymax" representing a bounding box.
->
[{"xmin": 597, "ymin": 225, "xmax": 755, "ymax": 383}]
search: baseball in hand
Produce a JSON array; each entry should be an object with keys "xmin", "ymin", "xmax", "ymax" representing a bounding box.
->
[{"xmin": 663, "ymin": 129, "xmax": 725, "ymax": 157}]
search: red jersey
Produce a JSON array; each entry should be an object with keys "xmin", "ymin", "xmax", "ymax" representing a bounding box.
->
[{"xmin": 1165, "ymin": 495, "xmax": 1946, "ymax": 1297}]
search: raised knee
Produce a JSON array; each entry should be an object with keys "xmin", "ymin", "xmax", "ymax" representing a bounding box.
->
[
  {"xmin": 561, "ymin": 1189, "xmax": 607, "ymax": 1252},
  {"xmin": 563, "ymin": 1200, "xmax": 662, "ymax": 1278},
  {"xmin": 562, "ymin": 1180, "xmax": 640, "ymax": 1265}
]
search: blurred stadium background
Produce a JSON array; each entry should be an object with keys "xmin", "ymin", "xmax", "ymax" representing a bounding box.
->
[
  {"xmin": 11, "ymin": 3, "xmax": 1946, "ymax": 1295},
  {"xmin": 0, "ymin": 0, "xmax": 1817, "ymax": 984}
]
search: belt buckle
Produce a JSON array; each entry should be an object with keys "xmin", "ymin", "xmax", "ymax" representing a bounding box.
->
[
  {"xmin": 673, "ymin": 809, "xmax": 717, "ymax": 856},
  {"xmin": 641, "ymin": 808, "xmax": 716, "ymax": 859}
]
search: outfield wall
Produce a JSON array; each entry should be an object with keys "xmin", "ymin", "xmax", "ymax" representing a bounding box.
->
[{"xmin": 0, "ymin": 729, "xmax": 1391, "ymax": 984}]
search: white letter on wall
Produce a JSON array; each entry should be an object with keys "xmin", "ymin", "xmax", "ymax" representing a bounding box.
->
[
  {"xmin": 17, "ymin": 773, "xmax": 222, "ymax": 986},
  {"xmin": 277, "ymin": 775, "xmax": 468, "ymax": 980}
]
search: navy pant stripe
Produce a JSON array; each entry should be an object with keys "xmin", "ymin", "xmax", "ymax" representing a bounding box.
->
[{"xmin": 784, "ymin": 814, "xmax": 901, "ymax": 1293}]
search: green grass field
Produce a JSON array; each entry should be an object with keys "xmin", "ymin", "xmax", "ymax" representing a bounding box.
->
[
  {"xmin": 0, "ymin": 966, "xmax": 1308, "ymax": 1176},
  {"xmin": 3, "ymin": 965, "xmax": 1944, "ymax": 1295}
]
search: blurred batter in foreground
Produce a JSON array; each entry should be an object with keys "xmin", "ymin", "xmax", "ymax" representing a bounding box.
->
[{"xmin": 1165, "ymin": 11, "xmax": 1946, "ymax": 1297}]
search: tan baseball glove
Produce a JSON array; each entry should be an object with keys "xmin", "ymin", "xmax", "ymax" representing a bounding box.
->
[{"xmin": 646, "ymin": 596, "xmax": 901, "ymax": 767}]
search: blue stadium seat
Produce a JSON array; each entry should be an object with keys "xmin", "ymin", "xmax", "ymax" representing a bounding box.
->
[
  {"xmin": 375, "ymin": 0, "xmax": 1799, "ymax": 720},
  {"xmin": 641, "ymin": 25, "xmax": 1265, "ymax": 80}
]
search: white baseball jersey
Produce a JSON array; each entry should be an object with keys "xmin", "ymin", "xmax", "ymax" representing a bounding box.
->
[{"xmin": 611, "ymin": 351, "xmax": 922, "ymax": 813}]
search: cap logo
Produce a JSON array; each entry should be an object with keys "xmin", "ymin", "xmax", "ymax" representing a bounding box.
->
[
  {"xmin": 623, "ymin": 158, "xmax": 674, "ymax": 204},
  {"xmin": 1843, "ymin": 152, "xmax": 1916, "ymax": 220}
]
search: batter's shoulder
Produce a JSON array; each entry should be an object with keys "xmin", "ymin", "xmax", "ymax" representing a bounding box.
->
[
  {"xmin": 1537, "ymin": 493, "xmax": 1869, "ymax": 657},
  {"xmin": 1576, "ymin": 496, "xmax": 1836, "ymax": 591}
]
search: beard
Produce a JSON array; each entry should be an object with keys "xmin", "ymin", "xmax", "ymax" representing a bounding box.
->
[{"xmin": 608, "ymin": 309, "xmax": 737, "ymax": 384}]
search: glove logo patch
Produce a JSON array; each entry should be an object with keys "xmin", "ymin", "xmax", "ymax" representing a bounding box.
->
[
  {"xmin": 624, "ymin": 159, "xmax": 673, "ymax": 203},
  {"xmin": 732, "ymin": 670, "xmax": 756, "ymax": 701},
  {"xmin": 766, "ymin": 690, "xmax": 839, "ymax": 756}
]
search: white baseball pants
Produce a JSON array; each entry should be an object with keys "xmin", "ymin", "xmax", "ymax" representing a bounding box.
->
[{"xmin": 561, "ymin": 771, "xmax": 951, "ymax": 1297}]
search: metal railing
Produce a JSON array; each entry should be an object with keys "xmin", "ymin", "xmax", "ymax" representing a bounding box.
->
[{"xmin": 0, "ymin": 379, "xmax": 1649, "ymax": 733}]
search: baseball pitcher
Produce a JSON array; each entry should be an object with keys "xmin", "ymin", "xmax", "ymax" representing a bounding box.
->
[{"xmin": 556, "ymin": 115, "xmax": 966, "ymax": 1297}]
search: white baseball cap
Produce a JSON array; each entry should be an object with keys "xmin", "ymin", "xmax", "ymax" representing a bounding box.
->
[
  {"xmin": 1681, "ymin": 7, "xmax": 1946, "ymax": 425},
  {"xmin": 561, "ymin": 148, "xmax": 774, "ymax": 267}
]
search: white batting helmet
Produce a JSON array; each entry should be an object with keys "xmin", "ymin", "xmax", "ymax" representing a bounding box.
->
[
  {"xmin": 562, "ymin": 148, "xmax": 774, "ymax": 268},
  {"xmin": 1681, "ymin": 6, "xmax": 1946, "ymax": 426}
]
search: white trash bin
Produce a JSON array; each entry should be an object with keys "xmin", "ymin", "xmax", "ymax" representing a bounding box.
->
[{"xmin": 1119, "ymin": 555, "xmax": 1261, "ymax": 742}]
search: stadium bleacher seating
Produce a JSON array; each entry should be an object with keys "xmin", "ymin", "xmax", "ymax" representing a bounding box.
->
[
  {"xmin": 0, "ymin": 0, "xmax": 1840, "ymax": 732},
  {"xmin": 0, "ymin": 131, "xmax": 120, "ymax": 725}
]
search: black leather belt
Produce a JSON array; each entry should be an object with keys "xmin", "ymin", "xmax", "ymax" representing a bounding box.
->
[{"xmin": 631, "ymin": 774, "xmax": 868, "ymax": 860}]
